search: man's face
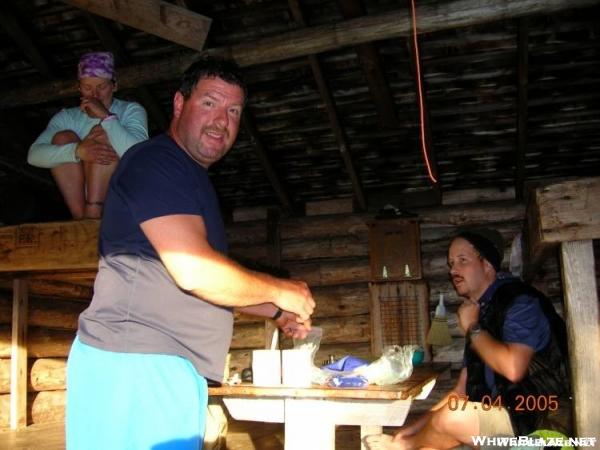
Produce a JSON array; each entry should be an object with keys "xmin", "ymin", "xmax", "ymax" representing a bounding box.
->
[
  {"xmin": 170, "ymin": 76, "xmax": 244, "ymax": 168},
  {"xmin": 79, "ymin": 77, "xmax": 116, "ymax": 108},
  {"xmin": 448, "ymin": 238, "xmax": 495, "ymax": 302}
]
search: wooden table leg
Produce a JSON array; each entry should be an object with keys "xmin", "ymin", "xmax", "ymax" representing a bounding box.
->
[
  {"xmin": 361, "ymin": 425, "xmax": 383, "ymax": 450},
  {"xmin": 284, "ymin": 398, "xmax": 336, "ymax": 450}
]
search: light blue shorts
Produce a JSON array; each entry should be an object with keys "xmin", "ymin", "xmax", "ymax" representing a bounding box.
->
[{"xmin": 66, "ymin": 336, "xmax": 208, "ymax": 450}]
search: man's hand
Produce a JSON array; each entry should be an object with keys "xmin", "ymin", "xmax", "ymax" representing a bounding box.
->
[
  {"xmin": 457, "ymin": 300, "xmax": 480, "ymax": 335},
  {"xmin": 275, "ymin": 311, "xmax": 311, "ymax": 339},
  {"xmin": 274, "ymin": 279, "xmax": 315, "ymax": 322},
  {"xmin": 80, "ymin": 97, "xmax": 111, "ymax": 119},
  {"xmin": 75, "ymin": 125, "xmax": 118, "ymax": 165}
]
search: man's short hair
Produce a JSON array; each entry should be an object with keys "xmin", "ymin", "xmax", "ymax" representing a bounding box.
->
[{"xmin": 179, "ymin": 56, "xmax": 246, "ymax": 101}]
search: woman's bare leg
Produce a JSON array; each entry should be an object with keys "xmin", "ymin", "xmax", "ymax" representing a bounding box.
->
[
  {"xmin": 50, "ymin": 131, "xmax": 85, "ymax": 219},
  {"xmin": 84, "ymin": 160, "xmax": 117, "ymax": 219}
]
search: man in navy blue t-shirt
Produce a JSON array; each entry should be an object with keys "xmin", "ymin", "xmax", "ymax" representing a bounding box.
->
[
  {"xmin": 365, "ymin": 228, "xmax": 569, "ymax": 449},
  {"xmin": 66, "ymin": 57, "xmax": 316, "ymax": 450}
]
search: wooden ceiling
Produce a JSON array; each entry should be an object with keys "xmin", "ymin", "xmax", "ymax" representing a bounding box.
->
[{"xmin": 0, "ymin": 0, "xmax": 599, "ymax": 223}]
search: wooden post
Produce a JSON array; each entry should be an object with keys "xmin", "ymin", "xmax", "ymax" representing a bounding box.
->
[
  {"xmin": 10, "ymin": 278, "xmax": 28, "ymax": 429},
  {"xmin": 523, "ymin": 177, "xmax": 600, "ymax": 436},
  {"xmin": 368, "ymin": 283, "xmax": 383, "ymax": 356},
  {"xmin": 264, "ymin": 209, "xmax": 281, "ymax": 350},
  {"xmin": 560, "ymin": 240, "xmax": 600, "ymax": 438}
]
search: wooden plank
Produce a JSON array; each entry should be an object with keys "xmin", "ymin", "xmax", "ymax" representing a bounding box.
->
[
  {"xmin": 264, "ymin": 208, "xmax": 281, "ymax": 350},
  {"xmin": 533, "ymin": 177, "xmax": 600, "ymax": 242},
  {"xmin": 0, "ymin": 327, "xmax": 76, "ymax": 359},
  {"xmin": 63, "ymin": 0, "xmax": 211, "ymax": 51},
  {"xmin": 368, "ymin": 283, "xmax": 383, "ymax": 356},
  {"xmin": 3, "ymin": 0, "xmax": 597, "ymax": 108},
  {"xmin": 0, "ymin": 279, "xmax": 92, "ymax": 301},
  {"xmin": 442, "ymin": 187, "xmax": 515, "ymax": 205},
  {"xmin": 10, "ymin": 279, "xmax": 28, "ymax": 429},
  {"xmin": 524, "ymin": 177, "xmax": 600, "ymax": 280},
  {"xmin": 523, "ymin": 187, "xmax": 553, "ymax": 282},
  {"xmin": 232, "ymin": 206, "xmax": 269, "ymax": 223},
  {"xmin": 559, "ymin": 241, "xmax": 600, "ymax": 438},
  {"xmin": 0, "ymin": 296, "xmax": 84, "ymax": 330},
  {"xmin": 305, "ymin": 198, "xmax": 354, "ymax": 217},
  {"xmin": 0, "ymin": 421, "xmax": 65, "ymax": 447},
  {"xmin": 0, "ymin": 221, "xmax": 99, "ymax": 272}
]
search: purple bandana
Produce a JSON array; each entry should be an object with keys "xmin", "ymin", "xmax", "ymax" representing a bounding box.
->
[{"xmin": 78, "ymin": 52, "xmax": 115, "ymax": 80}]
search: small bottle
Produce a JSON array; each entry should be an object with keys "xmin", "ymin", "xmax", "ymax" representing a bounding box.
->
[
  {"xmin": 382, "ymin": 265, "xmax": 389, "ymax": 278},
  {"xmin": 404, "ymin": 264, "xmax": 411, "ymax": 277}
]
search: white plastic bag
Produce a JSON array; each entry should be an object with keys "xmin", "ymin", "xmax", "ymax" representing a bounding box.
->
[{"xmin": 354, "ymin": 345, "xmax": 416, "ymax": 386}]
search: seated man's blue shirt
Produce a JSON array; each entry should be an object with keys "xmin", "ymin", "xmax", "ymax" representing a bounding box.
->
[{"xmin": 465, "ymin": 274, "xmax": 551, "ymax": 396}]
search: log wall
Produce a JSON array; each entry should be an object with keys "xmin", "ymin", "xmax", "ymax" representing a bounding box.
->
[
  {"xmin": 0, "ymin": 293, "xmax": 83, "ymax": 429},
  {"xmin": 227, "ymin": 198, "xmax": 571, "ymax": 372},
  {"xmin": 1, "ymin": 197, "xmax": 591, "ymax": 434}
]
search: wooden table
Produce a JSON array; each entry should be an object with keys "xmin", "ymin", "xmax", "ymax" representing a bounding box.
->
[{"xmin": 209, "ymin": 363, "xmax": 449, "ymax": 450}]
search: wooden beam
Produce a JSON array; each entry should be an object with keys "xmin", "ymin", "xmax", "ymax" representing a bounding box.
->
[
  {"xmin": 523, "ymin": 176, "xmax": 600, "ymax": 278},
  {"xmin": 336, "ymin": 0, "xmax": 398, "ymax": 128},
  {"xmin": 288, "ymin": 0, "xmax": 366, "ymax": 211},
  {"xmin": 515, "ymin": 18, "xmax": 529, "ymax": 200},
  {"xmin": 0, "ymin": 278, "xmax": 92, "ymax": 301},
  {"xmin": 62, "ymin": 0, "xmax": 211, "ymax": 52},
  {"xmin": 9, "ymin": 279, "xmax": 28, "ymax": 429},
  {"xmin": 530, "ymin": 177, "xmax": 600, "ymax": 241},
  {"xmin": 2, "ymin": 0, "xmax": 595, "ymax": 108},
  {"xmin": 0, "ymin": 220, "xmax": 100, "ymax": 273},
  {"xmin": 242, "ymin": 112, "xmax": 293, "ymax": 214},
  {"xmin": 0, "ymin": 4, "xmax": 56, "ymax": 79},
  {"xmin": 85, "ymin": 13, "xmax": 169, "ymax": 130},
  {"xmin": 264, "ymin": 208, "xmax": 281, "ymax": 349},
  {"xmin": 311, "ymin": 55, "xmax": 366, "ymax": 211},
  {"xmin": 559, "ymin": 241, "xmax": 600, "ymax": 437}
]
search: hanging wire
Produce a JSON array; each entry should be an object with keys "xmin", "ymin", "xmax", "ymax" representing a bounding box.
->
[{"xmin": 410, "ymin": 0, "xmax": 438, "ymax": 184}]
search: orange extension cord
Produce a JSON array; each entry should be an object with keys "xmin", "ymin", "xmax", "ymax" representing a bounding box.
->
[{"xmin": 410, "ymin": 0, "xmax": 438, "ymax": 184}]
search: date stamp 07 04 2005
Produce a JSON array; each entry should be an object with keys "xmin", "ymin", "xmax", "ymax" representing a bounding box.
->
[{"xmin": 447, "ymin": 394, "xmax": 560, "ymax": 412}]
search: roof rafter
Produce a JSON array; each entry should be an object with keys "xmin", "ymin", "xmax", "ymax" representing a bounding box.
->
[
  {"xmin": 62, "ymin": 0, "xmax": 211, "ymax": 51},
  {"xmin": 0, "ymin": 2, "xmax": 56, "ymax": 79},
  {"xmin": 1, "ymin": 0, "xmax": 596, "ymax": 109},
  {"xmin": 288, "ymin": 0, "xmax": 366, "ymax": 211},
  {"xmin": 336, "ymin": 0, "xmax": 398, "ymax": 128},
  {"xmin": 242, "ymin": 112, "xmax": 293, "ymax": 214}
]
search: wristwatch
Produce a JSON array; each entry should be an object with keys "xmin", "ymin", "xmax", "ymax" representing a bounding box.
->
[
  {"xmin": 271, "ymin": 307, "xmax": 283, "ymax": 321},
  {"xmin": 467, "ymin": 323, "xmax": 482, "ymax": 340}
]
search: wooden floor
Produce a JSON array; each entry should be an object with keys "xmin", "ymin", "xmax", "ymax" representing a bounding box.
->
[{"xmin": 0, "ymin": 422, "xmax": 65, "ymax": 450}]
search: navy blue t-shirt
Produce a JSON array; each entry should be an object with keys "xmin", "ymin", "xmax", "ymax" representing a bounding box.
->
[
  {"xmin": 100, "ymin": 133, "xmax": 227, "ymax": 258},
  {"xmin": 78, "ymin": 134, "xmax": 233, "ymax": 381}
]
